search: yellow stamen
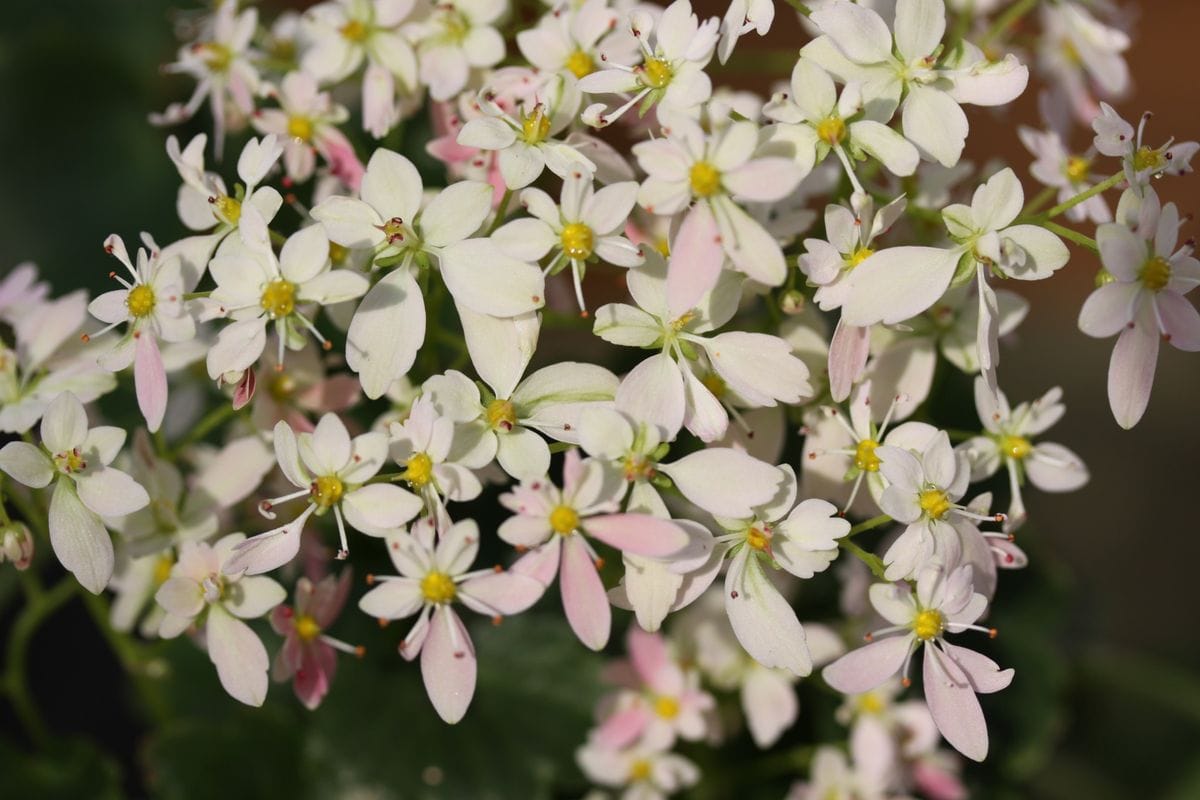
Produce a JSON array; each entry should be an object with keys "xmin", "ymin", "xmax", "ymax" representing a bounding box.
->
[
  {"xmin": 918, "ymin": 489, "xmax": 951, "ymax": 520},
  {"xmin": 260, "ymin": 279, "xmax": 297, "ymax": 319},
  {"xmin": 999, "ymin": 434, "xmax": 1032, "ymax": 461},
  {"xmin": 816, "ymin": 115, "xmax": 846, "ymax": 146},
  {"xmin": 912, "ymin": 608, "xmax": 945, "ymax": 641},
  {"xmin": 854, "ymin": 439, "xmax": 880, "ymax": 472},
  {"xmin": 640, "ymin": 57, "xmax": 673, "ymax": 89},
  {"xmin": 689, "ymin": 161, "xmax": 721, "ymax": 198},
  {"xmin": 856, "ymin": 691, "xmax": 885, "ymax": 715},
  {"xmin": 287, "ymin": 115, "xmax": 314, "ymax": 142},
  {"xmin": 329, "ymin": 241, "xmax": 349, "ymax": 265},
  {"xmin": 1132, "ymin": 146, "xmax": 1165, "ymax": 173},
  {"xmin": 1140, "ymin": 255, "xmax": 1171, "ymax": 292},
  {"xmin": 1065, "ymin": 155, "xmax": 1090, "ymax": 183},
  {"xmin": 202, "ymin": 42, "xmax": 232, "ymax": 72},
  {"xmin": 295, "ymin": 614, "xmax": 321, "ymax": 641},
  {"xmin": 268, "ymin": 372, "xmax": 297, "ymax": 402},
  {"xmin": 126, "ymin": 284, "xmax": 156, "ymax": 318},
  {"xmin": 153, "ymin": 555, "xmax": 174, "ymax": 585},
  {"xmin": 485, "ymin": 398, "xmax": 517, "ymax": 431},
  {"xmin": 213, "ymin": 195, "xmax": 241, "ymax": 225},
  {"xmin": 565, "ymin": 49, "xmax": 594, "ymax": 79},
  {"xmin": 420, "ymin": 571, "xmax": 457, "ymax": 604},
  {"xmin": 700, "ymin": 372, "xmax": 726, "ymax": 398},
  {"xmin": 520, "ymin": 109, "xmax": 552, "ymax": 144},
  {"xmin": 847, "ymin": 245, "xmax": 874, "ymax": 269},
  {"xmin": 549, "ymin": 504, "xmax": 580, "ymax": 535},
  {"xmin": 746, "ymin": 527, "xmax": 770, "ymax": 551},
  {"xmin": 653, "ymin": 696, "xmax": 680, "ymax": 719},
  {"xmin": 560, "ymin": 222, "xmax": 595, "ymax": 260},
  {"xmin": 404, "ymin": 452, "xmax": 434, "ymax": 488},
  {"xmin": 53, "ymin": 450, "xmax": 86, "ymax": 474},
  {"xmin": 340, "ymin": 20, "xmax": 368, "ymax": 42}
]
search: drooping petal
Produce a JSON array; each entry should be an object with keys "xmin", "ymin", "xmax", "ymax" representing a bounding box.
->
[
  {"xmin": 1107, "ymin": 323, "xmax": 1159, "ymax": 429},
  {"xmin": 725, "ymin": 548, "xmax": 812, "ymax": 676},
  {"xmin": 346, "ymin": 267, "xmax": 425, "ymax": 399},
  {"xmin": 206, "ymin": 604, "xmax": 271, "ymax": 707},
  {"xmin": 741, "ymin": 668, "xmax": 798, "ymax": 748},
  {"xmin": 421, "ymin": 605, "xmax": 477, "ymax": 723},
  {"xmin": 48, "ymin": 479, "xmax": 114, "ymax": 594},
  {"xmin": 666, "ymin": 204, "xmax": 725, "ymax": 319},
  {"xmin": 561, "ymin": 533, "xmax": 611, "ymax": 650},
  {"xmin": 923, "ymin": 645, "xmax": 989, "ymax": 762}
]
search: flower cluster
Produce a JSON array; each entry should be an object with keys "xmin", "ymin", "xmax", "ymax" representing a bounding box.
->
[{"xmin": 0, "ymin": 0, "xmax": 1195, "ymax": 794}]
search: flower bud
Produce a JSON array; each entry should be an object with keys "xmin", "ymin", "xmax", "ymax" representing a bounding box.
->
[
  {"xmin": 779, "ymin": 289, "xmax": 806, "ymax": 315},
  {"xmin": 1, "ymin": 522, "xmax": 33, "ymax": 571}
]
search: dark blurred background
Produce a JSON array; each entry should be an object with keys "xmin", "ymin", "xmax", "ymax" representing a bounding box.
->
[{"xmin": 1, "ymin": 1, "xmax": 1198, "ymax": 798}]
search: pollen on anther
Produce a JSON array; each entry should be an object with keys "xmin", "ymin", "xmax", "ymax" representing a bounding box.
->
[
  {"xmin": 454, "ymin": 651, "xmax": 465, "ymax": 659},
  {"xmin": 80, "ymin": 334, "xmax": 91, "ymax": 343},
  {"xmin": 988, "ymin": 628, "xmax": 998, "ymax": 639},
  {"xmin": 901, "ymin": 677, "xmax": 912, "ymax": 687},
  {"xmin": 366, "ymin": 574, "xmax": 376, "ymax": 585},
  {"xmin": 491, "ymin": 615, "xmax": 502, "ymax": 626},
  {"xmin": 354, "ymin": 645, "xmax": 366, "ymax": 658},
  {"xmin": 594, "ymin": 557, "xmax": 605, "ymax": 569},
  {"xmin": 336, "ymin": 549, "xmax": 349, "ymax": 560},
  {"xmin": 492, "ymin": 564, "xmax": 502, "ymax": 573}
]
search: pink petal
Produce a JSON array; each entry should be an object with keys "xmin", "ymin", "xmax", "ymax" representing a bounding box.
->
[
  {"xmin": 233, "ymin": 367, "xmax": 256, "ymax": 410},
  {"xmin": 827, "ymin": 319, "xmax": 870, "ymax": 402},
  {"xmin": 593, "ymin": 703, "xmax": 651, "ymax": 749},
  {"xmin": 1107, "ymin": 323, "xmax": 1159, "ymax": 429},
  {"xmin": 627, "ymin": 626, "xmax": 671, "ymax": 688},
  {"xmin": 134, "ymin": 333, "xmax": 168, "ymax": 433},
  {"xmin": 421, "ymin": 605, "xmax": 477, "ymax": 723},
  {"xmin": 458, "ymin": 571, "xmax": 546, "ymax": 616},
  {"xmin": 912, "ymin": 761, "xmax": 969, "ymax": 800},
  {"xmin": 294, "ymin": 641, "xmax": 336, "ymax": 710},
  {"xmin": 560, "ymin": 534, "xmax": 611, "ymax": 650},
  {"xmin": 223, "ymin": 515, "xmax": 308, "ymax": 576},
  {"xmin": 821, "ymin": 635, "xmax": 911, "ymax": 694},
  {"xmin": 584, "ymin": 514, "xmax": 689, "ymax": 558},
  {"xmin": 510, "ymin": 537, "xmax": 562, "ymax": 586},
  {"xmin": 939, "ymin": 642, "xmax": 1013, "ymax": 694},
  {"xmin": 923, "ymin": 645, "xmax": 989, "ymax": 762},
  {"xmin": 666, "ymin": 204, "xmax": 724, "ymax": 318},
  {"xmin": 1157, "ymin": 292, "xmax": 1200, "ymax": 351}
]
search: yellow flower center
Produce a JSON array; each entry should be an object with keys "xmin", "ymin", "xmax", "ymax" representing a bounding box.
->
[
  {"xmin": 520, "ymin": 109, "xmax": 552, "ymax": 144},
  {"xmin": 669, "ymin": 311, "xmax": 697, "ymax": 332},
  {"xmin": 816, "ymin": 115, "xmax": 846, "ymax": 146},
  {"xmin": 1060, "ymin": 40, "xmax": 1081, "ymax": 66},
  {"xmin": 1132, "ymin": 145, "xmax": 1166, "ymax": 173},
  {"xmin": 213, "ymin": 195, "xmax": 242, "ymax": 225},
  {"xmin": 420, "ymin": 571, "xmax": 457, "ymax": 604},
  {"xmin": 856, "ymin": 691, "xmax": 885, "ymax": 715},
  {"xmin": 340, "ymin": 19, "xmax": 369, "ymax": 42},
  {"xmin": 329, "ymin": 241, "xmax": 350, "ymax": 265},
  {"xmin": 549, "ymin": 504, "xmax": 580, "ymax": 535},
  {"xmin": 295, "ymin": 613, "xmax": 322, "ymax": 641},
  {"xmin": 53, "ymin": 449, "xmax": 86, "ymax": 474},
  {"xmin": 268, "ymin": 372, "xmax": 297, "ymax": 402},
  {"xmin": 918, "ymin": 489, "xmax": 951, "ymax": 520},
  {"xmin": 485, "ymin": 398, "xmax": 517, "ymax": 431},
  {"xmin": 202, "ymin": 42, "xmax": 233, "ymax": 72},
  {"xmin": 640, "ymin": 57, "xmax": 673, "ymax": 89},
  {"xmin": 1065, "ymin": 155, "xmax": 1090, "ymax": 183},
  {"xmin": 847, "ymin": 246, "xmax": 874, "ymax": 269},
  {"xmin": 153, "ymin": 554, "xmax": 175, "ymax": 585},
  {"xmin": 746, "ymin": 527, "xmax": 770, "ymax": 551},
  {"xmin": 126, "ymin": 284, "xmax": 156, "ymax": 318},
  {"xmin": 1140, "ymin": 255, "xmax": 1171, "ymax": 292},
  {"xmin": 310, "ymin": 474, "xmax": 345, "ymax": 509},
  {"xmin": 565, "ymin": 49, "xmax": 594, "ymax": 79},
  {"xmin": 854, "ymin": 439, "xmax": 881, "ymax": 472},
  {"xmin": 260, "ymin": 279, "xmax": 297, "ymax": 319},
  {"xmin": 1000, "ymin": 434, "xmax": 1032, "ymax": 461},
  {"xmin": 439, "ymin": 10, "xmax": 470, "ymax": 43},
  {"xmin": 689, "ymin": 161, "xmax": 722, "ymax": 198},
  {"xmin": 653, "ymin": 695, "xmax": 680, "ymax": 719},
  {"xmin": 912, "ymin": 608, "xmax": 945, "ymax": 641},
  {"xmin": 287, "ymin": 115, "xmax": 314, "ymax": 142},
  {"xmin": 404, "ymin": 452, "xmax": 434, "ymax": 488},
  {"xmin": 560, "ymin": 222, "xmax": 595, "ymax": 260}
]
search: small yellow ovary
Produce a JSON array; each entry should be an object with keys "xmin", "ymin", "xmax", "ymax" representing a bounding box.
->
[
  {"xmin": 404, "ymin": 452, "xmax": 434, "ymax": 488},
  {"xmin": 310, "ymin": 475, "xmax": 345, "ymax": 509},
  {"xmin": 628, "ymin": 758, "xmax": 653, "ymax": 782},
  {"xmin": 202, "ymin": 42, "xmax": 233, "ymax": 72},
  {"xmin": 856, "ymin": 691, "xmax": 885, "ymax": 715},
  {"xmin": 53, "ymin": 449, "xmax": 86, "ymax": 474},
  {"xmin": 639, "ymin": 57, "xmax": 673, "ymax": 90},
  {"xmin": 213, "ymin": 195, "xmax": 242, "ymax": 225},
  {"xmin": 746, "ymin": 527, "xmax": 770, "ymax": 551},
  {"xmin": 689, "ymin": 161, "xmax": 721, "ymax": 198},
  {"xmin": 561, "ymin": 222, "xmax": 595, "ymax": 260},
  {"xmin": 1140, "ymin": 256, "xmax": 1171, "ymax": 292},
  {"xmin": 847, "ymin": 245, "xmax": 874, "ymax": 270},
  {"xmin": 260, "ymin": 278, "xmax": 297, "ymax": 319},
  {"xmin": 854, "ymin": 439, "xmax": 881, "ymax": 472},
  {"xmin": 520, "ymin": 109, "xmax": 552, "ymax": 144},
  {"xmin": 340, "ymin": 19, "xmax": 368, "ymax": 42},
  {"xmin": 566, "ymin": 49, "xmax": 594, "ymax": 79},
  {"xmin": 549, "ymin": 504, "xmax": 580, "ymax": 535},
  {"xmin": 816, "ymin": 115, "xmax": 847, "ymax": 146},
  {"xmin": 1065, "ymin": 155, "xmax": 1091, "ymax": 184},
  {"xmin": 1000, "ymin": 434, "xmax": 1032, "ymax": 461},
  {"xmin": 328, "ymin": 241, "xmax": 350, "ymax": 266},
  {"xmin": 420, "ymin": 571, "xmax": 457, "ymax": 604},
  {"xmin": 287, "ymin": 115, "xmax": 314, "ymax": 142},
  {"xmin": 912, "ymin": 608, "xmax": 945, "ymax": 641},
  {"xmin": 295, "ymin": 614, "xmax": 321, "ymax": 641},
  {"xmin": 126, "ymin": 284, "xmax": 156, "ymax": 318},
  {"xmin": 1132, "ymin": 145, "xmax": 1166, "ymax": 173},
  {"xmin": 653, "ymin": 695, "xmax": 680, "ymax": 719},
  {"xmin": 268, "ymin": 372, "xmax": 298, "ymax": 402},
  {"xmin": 918, "ymin": 488, "xmax": 951, "ymax": 520},
  {"xmin": 486, "ymin": 398, "xmax": 517, "ymax": 431}
]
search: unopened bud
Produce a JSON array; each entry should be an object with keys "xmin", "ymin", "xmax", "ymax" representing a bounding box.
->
[
  {"xmin": 779, "ymin": 289, "xmax": 806, "ymax": 315},
  {"xmin": 1, "ymin": 522, "xmax": 33, "ymax": 571},
  {"xmin": 1094, "ymin": 268, "xmax": 1115, "ymax": 288}
]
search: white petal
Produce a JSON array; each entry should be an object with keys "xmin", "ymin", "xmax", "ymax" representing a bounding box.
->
[
  {"xmin": 347, "ymin": 268, "xmax": 426, "ymax": 399},
  {"xmin": 0, "ymin": 441, "xmax": 54, "ymax": 488},
  {"xmin": 842, "ymin": 246, "xmax": 960, "ymax": 326},
  {"xmin": 439, "ymin": 239, "xmax": 545, "ymax": 317},
  {"xmin": 725, "ymin": 549, "xmax": 812, "ymax": 676},
  {"xmin": 206, "ymin": 605, "xmax": 270, "ymax": 706},
  {"xmin": 49, "ymin": 478, "xmax": 114, "ymax": 594}
]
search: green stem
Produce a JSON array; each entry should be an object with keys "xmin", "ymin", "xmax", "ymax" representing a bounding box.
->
[
  {"xmin": 1044, "ymin": 220, "xmax": 1098, "ymax": 253},
  {"xmin": 980, "ymin": 0, "xmax": 1039, "ymax": 47},
  {"xmin": 182, "ymin": 291, "xmax": 211, "ymax": 301},
  {"xmin": 1020, "ymin": 172, "xmax": 1124, "ymax": 224},
  {"xmin": 170, "ymin": 402, "xmax": 238, "ymax": 457},
  {"xmin": 4, "ymin": 575, "xmax": 76, "ymax": 747},
  {"xmin": 841, "ymin": 539, "xmax": 888, "ymax": 579},
  {"xmin": 1021, "ymin": 185, "xmax": 1057, "ymax": 217},
  {"xmin": 486, "ymin": 189, "xmax": 514, "ymax": 235},
  {"xmin": 846, "ymin": 514, "xmax": 892, "ymax": 538},
  {"xmin": 782, "ymin": 0, "xmax": 811, "ymax": 16}
]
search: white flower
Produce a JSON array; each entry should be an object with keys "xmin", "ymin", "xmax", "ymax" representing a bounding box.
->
[
  {"xmin": 358, "ymin": 518, "xmax": 545, "ymax": 722},
  {"xmin": 0, "ymin": 263, "xmax": 49, "ymax": 326},
  {"xmin": 0, "ymin": 392, "xmax": 149, "ymax": 593},
  {"xmin": 960, "ymin": 378, "xmax": 1089, "ymax": 530},
  {"xmin": 155, "ymin": 533, "xmax": 286, "ymax": 706},
  {"xmin": 1018, "ymin": 125, "xmax": 1111, "ymax": 224},
  {"xmin": 1038, "ymin": 3, "xmax": 1130, "ymax": 125},
  {"xmin": 492, "ymin": 171, "xmax": 643, "ymax": 311},
  {"xmin": 1092, "ymin": 104, "xmax": 1200, "ymax": 196},
  {"xmin": 424, "ymin": 358, "xmax": 618, "ymax": 481},
  {"xmin": 576, "ymin": 739, "xmax": 700, "ymax": 799},
  {"xmin": 516, "ymin": 0, "xmax": 637, "ymax": 80},
  {"xmin": 302, "ymin": 0, "xmax": 419, "ymax": 138},
  {"xmin": 578, "ymin": 0, "xmax": 720, "ymax": 126},
  {"xmin": 717, "ymin": 0, "xmax": 775, "ymax": 64},
  {"xmin": 151, "ymin": 1, "xmax": 261, "ymax": 157},
  {"xmin": 86, "ymin": 235, "xmax": 196, "ymax": 432},
  {"xmin": 224, "ymin": 412, "xmax": 423, "ymax": 576},
  {"xmin": 389, "ymin": 395, "xmax": 491, "ymax": 517},
  {"xmin": 1078, "ymin": 190, "xmax": 1200, "ymax": 428},
  {"xmin": 594, "ymin": 252, "xmax": 811, "ymax": 442},
  {"xmin": 633, "ymin": 112, "xmax": 804, "ymax": 312},
  {"xmin": 206, "ymin": 211, "xmax": 369, "ymax": 379},
  {"xmin": 406, "ymin": 0, "xmax": 507, "ymax": 101},
  {"xmin": 251, "ymin": 71, "xmax": 363, "ymax": 186},
  {"xmin": 311, "ymin": 149, "xmax": 545, "ymax": 398},
  {"xmin": 804, "ymin": 0, "xmax": 1028, "ymax": 167},
  {"xmin": 456, "ymin": 75, "xmax": 594, "ymax": 190}
]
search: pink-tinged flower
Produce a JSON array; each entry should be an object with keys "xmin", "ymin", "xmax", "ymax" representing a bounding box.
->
[
  {"xmin": 499, "ymin": 449, "xmax": 690, "ymax": 650},
  {"xmin": 1092, "ymin": 105, "xmax": 1199, "ymax": 194},
  {"xmin": 358, "ymin": 518, "xmax": 544, "ymax": 723},
  {"xmin": 251, "ymin": 72, "xmax": 364, "ymax": 189},
  {"xmin": 86, "ymin": 235, "xmax": 196, "ymax": 432},
  {"xmin": 960, "ymin": 377, "xmax": 1088, "ymax": 531},
  {"xmin": 576, "ymin": 738, "xmax": 700, "ymax": 799},
  {"xmin": 156, "ymin": 533, "xmax": 286, "ymax": 706},
  {"xmin": 252, "ymin": 343, "xmax": 361, "ymax": 434},
  {"xmin": 225, "ymin": 413, "xmax": 423, "ymax": 575},
  {"xmin": 1078, "ymin": 190, "xmax": 1200, "ymax": 428},
  {"xmin": 0, "ymin": 521, "xmax": 34, "ymax": 571},
  {"xmin": 593, "ymin": 626, "xmax": 715, "ymax": 750},
  {"xmin": 823, "ymin": 565, "xmax": 1013, "ymax": 762},
  {"xmin": 270, "ymin": 570, "xmax": 361, "ymax": 710},
  {"xmin": 0, "ymin": 262, "xmax": 49, "ymax": 326}
]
